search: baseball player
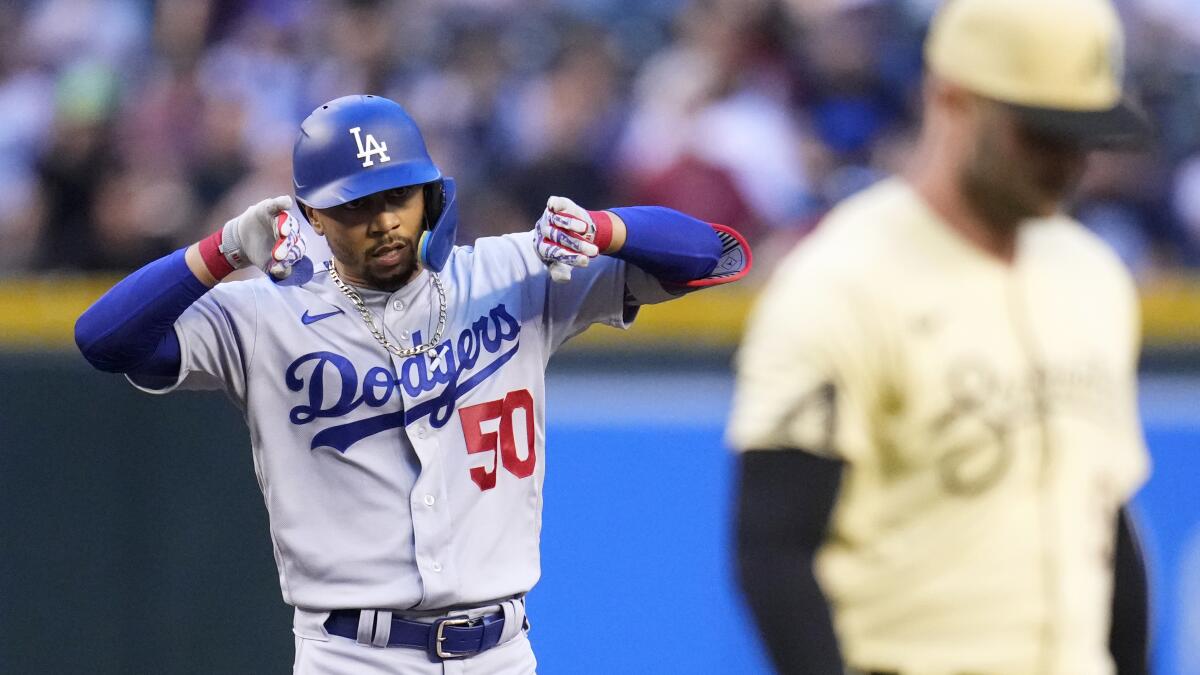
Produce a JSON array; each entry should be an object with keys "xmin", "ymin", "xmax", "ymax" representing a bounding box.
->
[
  {"xmin": 727, "ymin": 1, "xmax": 1151, "ymax": 674},
  {"xmin": 75, "ymin": 94, "xmax": 751, "ymax": 673}
]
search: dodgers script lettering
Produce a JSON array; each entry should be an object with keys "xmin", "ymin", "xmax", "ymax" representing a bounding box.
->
[{"xmin": 284, "ymin": 303, "xmax": 521, "ymax": 453}]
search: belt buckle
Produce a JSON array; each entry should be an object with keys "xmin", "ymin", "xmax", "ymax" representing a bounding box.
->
[{"xmin": 430, "ymin": 615, "xmax": 475, "ymax": 660}]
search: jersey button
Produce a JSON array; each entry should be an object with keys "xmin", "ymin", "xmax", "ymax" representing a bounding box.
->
[
  {"xmin": 423, "ymin": 494, "xmax": 435, "ymax": 507},
  {"xmin": 392, "ymin": 300, "xmax": 405, "ymax": 311},
  {"xmin": 416, "ymin": 425, "xmax": 427, "ymax": 439},
  {"xmin": 400, "ymin": 330, "xmax": 411, "ymax": 340},
  {"xmin": 431, "ymin": 562, "xmax": 443, "ymax": 572}
]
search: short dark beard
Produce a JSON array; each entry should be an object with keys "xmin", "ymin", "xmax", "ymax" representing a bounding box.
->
[
  {"xmin": 959, "ymin": 160, "xmax": 1030, "ymax": 236},
  {"xmin": 958, "ymin": 129, "xmax": 1041, "ymax": 237},
  {"xmin": 328, "ymin": 238, "xmax": 420, "ymax": 292},
  {"xmin": 364, "ymin": 246, "xmax": 419, "ymax": 292}
]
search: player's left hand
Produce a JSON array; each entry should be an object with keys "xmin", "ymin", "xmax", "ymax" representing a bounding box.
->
[{"xmin": 535, "ymin": 196, "xmax": 601, "ymax": 283}]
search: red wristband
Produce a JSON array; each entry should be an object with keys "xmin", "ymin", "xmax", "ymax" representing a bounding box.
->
[
  {"xmin": 588, "ymin": 210, "xmax": 614, "ymax": 252},
  {"xmin": 198, "ymin": 228, "xmax": 235, "ymax": 280}
]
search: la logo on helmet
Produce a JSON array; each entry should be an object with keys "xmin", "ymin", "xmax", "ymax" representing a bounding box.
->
[{"xmin": 349, "ymin": 127, "xmax": 390, "ymax": 167}]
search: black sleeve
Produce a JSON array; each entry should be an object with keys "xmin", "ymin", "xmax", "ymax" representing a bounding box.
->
[
  {"xmin": 1110, "ymin": 505, "xmax": 1150, "ymax": 675},
  {"xmin": 736, "ymin": 449, "xmax": 845, "ymax": 675}
]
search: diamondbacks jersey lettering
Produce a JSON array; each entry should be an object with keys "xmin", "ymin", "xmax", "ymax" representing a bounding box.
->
[
  {"xmin": 130, "ymin": 230, "xmax": 649, "ymax": 613},
  {"xmin": 727, "ymin": 179, "xmax": 1149, "ymax": 674}
]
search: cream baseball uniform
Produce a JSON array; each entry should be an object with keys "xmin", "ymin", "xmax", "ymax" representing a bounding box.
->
[{"xmin": 727, "ymin": 178, "xmax": 1150, "ymax": 674}]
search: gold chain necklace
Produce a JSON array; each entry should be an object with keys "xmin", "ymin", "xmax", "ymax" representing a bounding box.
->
[{"xmin": 327, "ymin": 264, "xmax": 447, "ymax": 358}]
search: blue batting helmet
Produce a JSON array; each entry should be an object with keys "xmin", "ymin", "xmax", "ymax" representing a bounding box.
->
[{"xmin": 292, "ymin": 94, "xmax": 458, "ymax": 272}]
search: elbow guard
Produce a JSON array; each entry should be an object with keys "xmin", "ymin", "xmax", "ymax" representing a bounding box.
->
[{"xmin": 609, "ymin": 206, "xmax": 752, "ymax": 286}]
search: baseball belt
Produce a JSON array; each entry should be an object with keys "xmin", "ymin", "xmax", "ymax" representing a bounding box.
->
[
  {"xmin": 863, "ymin": 671, "xmax": 971, "ymax": 675},
  {"xmin": 324, "ymin": 608, "xmax": 510, "ymax": 660}
]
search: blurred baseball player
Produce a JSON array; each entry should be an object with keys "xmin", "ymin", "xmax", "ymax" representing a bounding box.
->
[
  {"xmin": 75, "ymin": 94, "xmax": 750, "ymax": 673},
  {"xmin": 727, "ymin": 0, "xmax": 1151, "ymax": 673}
]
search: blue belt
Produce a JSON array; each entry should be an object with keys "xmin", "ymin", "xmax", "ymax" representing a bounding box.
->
[{"xmin": 324, "ymin": 609, "xmax": 507, "ymax": 660}]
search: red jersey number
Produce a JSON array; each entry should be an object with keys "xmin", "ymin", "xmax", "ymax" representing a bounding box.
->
[{"xmin": 458, "ymin": 389, "xmax": 536, "ymax": 491}]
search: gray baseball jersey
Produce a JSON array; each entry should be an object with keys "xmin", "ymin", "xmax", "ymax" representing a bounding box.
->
[{"xmin": 130, "ymin": 230, "xmax": 664, "ymax": 613}]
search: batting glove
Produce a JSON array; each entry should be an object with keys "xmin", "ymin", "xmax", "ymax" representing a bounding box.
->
[
  {"xmin": 199, "ymin": 196, "xmax": 307, "ymax": 280},
  {"xmin": 534, "ymin": 196, "xmax": 604, "ymax": 283}
]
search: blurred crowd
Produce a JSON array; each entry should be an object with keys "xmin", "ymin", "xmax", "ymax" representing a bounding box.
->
[{"xmin": 4, "ymin": 0, "xmax": 1200, "ymax": 279}]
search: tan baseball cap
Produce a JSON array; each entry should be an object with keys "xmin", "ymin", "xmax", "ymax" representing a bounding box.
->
[{"xmin": 925, "ymin": 0, "xmax": 1150, "ymax": 147}]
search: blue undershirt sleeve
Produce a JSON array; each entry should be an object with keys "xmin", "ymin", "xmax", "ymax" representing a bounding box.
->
[
  {"xmin": 125, "ymin": 329, "xmax": 182, "ymax": 388},
  {"xmin": 75, "ymin": 247, "xmax": 209, "ymax": 375},
  {"xmin": 608, "ymin": 206, "xmax": 722, "ymax": 283}
]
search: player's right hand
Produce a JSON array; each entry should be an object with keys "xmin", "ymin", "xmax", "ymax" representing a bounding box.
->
[
  {"xmin": 220, "ymin": 196, "xmax": 307, "ymax": 279},
  {"xmin": 534, "ymin": 196, "xmax": 600, "ymax": 283}
]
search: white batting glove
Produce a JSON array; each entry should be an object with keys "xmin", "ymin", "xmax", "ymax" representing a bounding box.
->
[
  {"xmin": 220, "ymin": 196, "xmax": 307, "ymax": 279},
  {"xmin": 534, "ymin": 196, "xmax": 601, "ymax": 283}
]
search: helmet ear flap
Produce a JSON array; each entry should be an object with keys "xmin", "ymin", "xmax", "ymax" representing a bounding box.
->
[
  {"xmin": 423, "ymin": 180, "xmax": 446, "ymax": 229},
  {"xmin": 417, "ymin": 178, "xmax": 457, "ymax": 273}
]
